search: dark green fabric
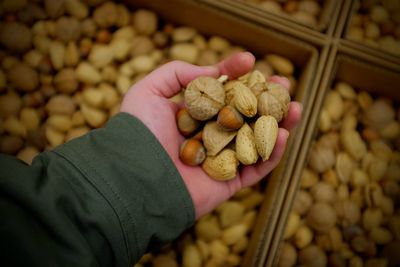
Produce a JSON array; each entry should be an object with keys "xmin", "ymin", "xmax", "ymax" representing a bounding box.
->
[{"xmin": 0, "ymin": 112, "xmax": 195, "ymax": 267}]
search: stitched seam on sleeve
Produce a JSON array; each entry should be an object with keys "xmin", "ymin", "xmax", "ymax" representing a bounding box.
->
[
  {"xmin": 39, "ymin": 153, "xmax": 103, "ymax": 267},
  {"xmin": 132, "ymin": 119, "xmax": 194, "ymax": 225},
  {"xmin": 53, "ymin": 148, "xmax": 135, "ymax": 264}
]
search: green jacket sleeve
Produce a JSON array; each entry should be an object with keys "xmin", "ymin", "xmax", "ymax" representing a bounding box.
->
[{"xmin": 0, "ymin": 112, "xmax": 195, "ymax": 267}]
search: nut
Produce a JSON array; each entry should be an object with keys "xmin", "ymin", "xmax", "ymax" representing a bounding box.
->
[
  {"xmin": 132, "ymin": 9, "xmax": 158, "ymax": 35},
  {"xmin": 177, "ymin": 108, "xmax": 201, "ymax": 136},
  {"xmin": 0, "ymin": 22, "xmax": 32, "ymax": 53},
  {"xmin": 294, "ymin": 225, "xmax": 313, "ymax": 249},
  {"xmin": 341, "ymin": 130, "xmax": 367, "ymax": 160},
  {"xmin": 310, "ymin": 182, "xmax": 336, "ymax": 203},
  {"xmin": 221, "ymin": 224, "xmax": 247, "ymax": 246},
  {"xmin": 49, "ymin": 41, "xmax": 65, "ymax": 70},
  {"xmin": 46, "ymin": 115, "xmax": 73, "ymax": 133},
  {"xmin": 202, "ymin": 149, "xmax": 238, "ymax": 180},
  {"xmin": 216, "ymin": 105, "xmax": 244, "ymax": 131},
  {"xmin": 170, "ymin": 43, "xmax": 199, "ymax": 64},
  {"xmin": 184, "ymin": 76, "xmax": 225, "ymax": 121},
  {"xmin": 17, "ymin": 146, "xmax": 39, "ymax": 165},
  {"xmin": 278, "ymin": 242, "xmax": 297, "ymax": 267},
  {"xmin": 179, "ymin": 139, "xmax": 206, "ymax": 166},
  {"xmin": 0, "ymin": 92, "xmax": 22, "ymax": 117},
  {"xmin": 307, "ymin": 202, "xmax": 337, "ymax": 232},
  {"xmin": 309, "ymin": 143, "xmax": 335, "ymax": 173},
  {"xmin": 88, "ymin": 44, "xmax": 114, "ymax": 68},
  {"xmin": 46, "ymin": 95, "xmax": 76, "ymax": 116},
  {"xmin": 284, "ymin": 212, "xmax": 301, "ymax": 239},
  {"xmin": 218, "ymin": 201, "xmax": 245, "ymax": 228},
  {"xmin": 265, "ymin": 54, "xmax": 294, "ymax": 76},
  {"xmin": 93, "ymin": 2, "xmax": 118, "ymax": 28},
  {"xmin": 254, "ymin": 115, "xmax": 279, "ymax": 161},
  {"xmin": 54, "ymin": 68, "xmax": 78, "ymax": 94},
  {"xmin": 203, "ymin": 121, "xmax": 236, "ymax": 156},
  {"xmin": 195, "ymin": 216, "xmax": 221, "ymax": 242},
  {"xmin": 236, "ymin": 123, "xmax": 258, "ymax": 165},
  {"xmin": 64, "ymin": 41, "xmax": 80, "ymax": 67},
  {"xmin": 7, "ymin": 62, "xmax": 39, "ymax": 92},
  {"xmin": 232, "ymin": 81, "xmax": 257, "ymax": 118},
  {"xmin": 258, "ymin": 82, "xmax": 290, "ymax": 122},
  {"xmin": 76, "ymin": 62, "xmax": 102, "ymax": 84},
  {"xmin": 325, "ymin": 91, "xmax": 344, "ymax": 121},
  {"xmin": 298, "ymin": 245, "xmax": 327, "ymax": 267},
  {"xmin": 293, "ymin": 190, "xmax": 312, "ymax": 215},
  {"xmin": 80, "ymin": 103, "xmax": 107, "ymax": 128},
  {"xmin": 335, "ymin": 152, "xmax": 355, "ymax": 183}
]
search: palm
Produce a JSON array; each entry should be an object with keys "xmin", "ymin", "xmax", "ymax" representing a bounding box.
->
[{"xmin": 121, "ymin": 53, "xmax": 301, "ymax": 218}]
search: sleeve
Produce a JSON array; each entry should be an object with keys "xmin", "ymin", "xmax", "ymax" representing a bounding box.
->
[{"xmin": 0, "ymin": 112, "xmax": 195, "ymax": 267}]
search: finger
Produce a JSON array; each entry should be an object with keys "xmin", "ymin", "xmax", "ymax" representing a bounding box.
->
[
  {"xmin": 239, "ymin": 129, "xmax": 289, "ymax": 188},
  {"xmin": 217, "ymin": 52, "xmax": 255, "ymax": 79},
  {"xmin": 136, "ymin": 60, "xmax": 219, "ymax": 98},
  {"xmin": 267, "ymin": 75, "xmax": 291, "ymax": 90},
  {"xmin": 280, "ymin": 102, "xmax": 302, "ymax": 131}
]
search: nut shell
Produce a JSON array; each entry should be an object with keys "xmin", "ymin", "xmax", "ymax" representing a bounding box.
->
[
  {"xmin": 236, "ymin": 123, "xmax": 258, "ymax": 165},
  {"xmin": 254, "ymin": 115, "xmax": 279, "ymax": 161},
  {"xmin": 180, "ymin": 139, "xmax": 206, "ymax": 166},
  {"xmin": 177, "ymin": 108, "xmax": 201, "ymax": 136},
  {"xmin": 202, "ymin": 149, "xmax": 238, "ymax": 180},
  {"xmin": 203, "ymin": 121, "xmax": 237, "ymax": 156},
  {"xmin": 232, "ymin": 82, "xmax": 257, "ymax": 117},
  {"xmin": 184, "ymin": 76, "xmax": 225, "ymax": 120},
  {"xmin": 217, "ymin": 105, "xmax": 244, "ymax": 131}
]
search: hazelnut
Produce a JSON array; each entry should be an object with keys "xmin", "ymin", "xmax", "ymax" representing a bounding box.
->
[
  {"xmin": 179, "ymin": 139, "xmax": 206, "ymax": 166},
  {"xmin": 217, "ymin": 105, "xmax": 244, "ymax": 131},
  {"xmin": 177, "ymin": 108, "xmax": 201, "ymax": 136}
]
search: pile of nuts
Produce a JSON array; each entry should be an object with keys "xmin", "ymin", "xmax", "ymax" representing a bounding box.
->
[
  {"xmin": 136, "ymin": 185, "xmax": 265, "ymax": 267},
  {"xmin": 277, "ymin": 82, "xmax": 400, "ymax": 267},
  {"xmin": 0, "ymin": 0, "xmax": 299, "ymax": 266},
  {"xmin": 178, "ymin": 72, "xmax": 290, "ymax": 180},
  {"xmin": 346, "ymin": 0, "xmax": 400, "ymax": 56},
  {"xmin": 240, "ymin": 0, "xmax": 323, "ymax": 28}
]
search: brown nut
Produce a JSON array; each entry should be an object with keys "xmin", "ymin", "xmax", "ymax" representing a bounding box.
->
[
  {"xmin": 177, "ymin": 108, "xmax": 201, "ymax": 136},
  {"xmin": 184, "ymin": 76, "xmax": 225, "ymax": 121},
  {"xmin": 179, "ymin": 139, "xmax": 206, "ymax": 166},
  {"xmin": 217, "ymin": 105, "xmax": 244, "ymax": 131}
]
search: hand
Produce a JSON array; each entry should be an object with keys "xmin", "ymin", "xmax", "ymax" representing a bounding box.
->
[{"xmin": 121, "ymin": 52, "xmax": 302, "ymax": 218}]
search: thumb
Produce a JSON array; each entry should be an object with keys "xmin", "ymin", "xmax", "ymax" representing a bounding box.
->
[{"xmin": 134, "ymin": 60, "xmax": 219, "ymax": 98}]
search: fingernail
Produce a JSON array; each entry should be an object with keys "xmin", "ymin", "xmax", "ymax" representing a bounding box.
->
[{"xmin": 244, "ymin": 51, "xmax": 254, "ymax": 58}]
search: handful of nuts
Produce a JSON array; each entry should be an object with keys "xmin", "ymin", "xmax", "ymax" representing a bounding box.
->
[{"xmin": 177, "ymin": 71, "xmax": 290, "ymax": 180}]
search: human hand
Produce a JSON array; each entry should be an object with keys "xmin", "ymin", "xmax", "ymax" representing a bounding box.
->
[{"xmin": 121, "ymin": 52, "xmax": 302, "ymax": 219}]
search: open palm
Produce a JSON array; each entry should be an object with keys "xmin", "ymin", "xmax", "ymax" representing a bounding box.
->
[{"xmin": 121, "ymin": 52, "xmax": 302, "ymax": 218}]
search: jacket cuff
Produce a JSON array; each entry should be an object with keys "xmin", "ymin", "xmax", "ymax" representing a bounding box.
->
[{"xmin": 54, "ymin": 112, "xmax": 195, "ymax": 265}]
